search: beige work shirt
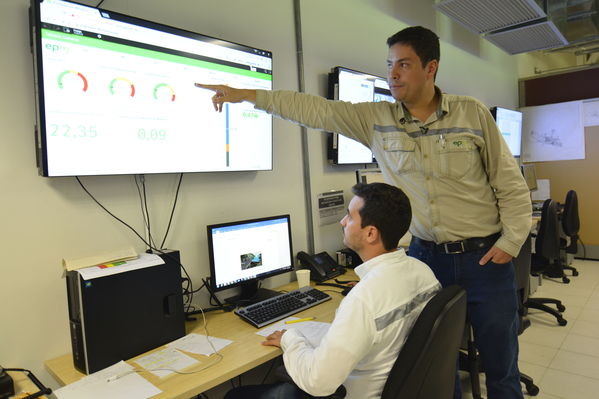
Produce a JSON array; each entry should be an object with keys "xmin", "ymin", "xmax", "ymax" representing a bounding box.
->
[{"xmin": 255, "ymin": 89, "xmax": 532, "ymax": 257}]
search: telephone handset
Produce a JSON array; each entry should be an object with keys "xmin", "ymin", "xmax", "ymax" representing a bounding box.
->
[{"xmin": 297, "ymin": 251, "xmax": 344, "ymax": 282}]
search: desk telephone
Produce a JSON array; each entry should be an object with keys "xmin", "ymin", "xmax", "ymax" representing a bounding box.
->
[{"xmin": 297, "ymin": 251, "xmax": 344, "ymax": 282}]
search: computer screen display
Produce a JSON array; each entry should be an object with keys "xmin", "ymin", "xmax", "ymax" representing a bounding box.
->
[
  {"xmin": 328, "ymin": 67, "xmax": 394, "ymax": 165},
  {"xmin": 207, "ymin": 215, "xmax": 293, "ymax": 295},
  {"xmin": 491, "ymin": 106, "xmax": 523, "ymax": 158},
  {"xmin": 521, "ymin": 164, "xmax": 538, "ymax": 191},
  {"xmin": 30, "ymin": 0, "xmax": 273, "ymax": 176}
]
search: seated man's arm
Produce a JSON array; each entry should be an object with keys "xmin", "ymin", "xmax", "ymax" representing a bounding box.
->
[{"xmin": 280, "ymin": 296, "xmax": 375, "ymax": 397}]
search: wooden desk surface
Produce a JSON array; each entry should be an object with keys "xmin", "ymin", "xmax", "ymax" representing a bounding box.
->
[
  {"xmin": 45, "ymin": 273, "xmax": 355, "ymax": 399},
  {"xmin": 7, "ymin": 371, "xmax": 48, "ymax": 399}
]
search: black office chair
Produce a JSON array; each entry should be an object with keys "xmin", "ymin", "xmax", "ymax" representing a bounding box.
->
[
  {"xmin": 379, "ymin": 285, "xmax": 466, "ymax": 399},
  {"xmin": 461, "ymin": 235, "xmax": 540, "ymax": 398},
  {"xmin": 532, "ymin": 198, "xmax": 570, "ymax": 284},
  {"xmin": 275, "ymin": 285, "xmax": 467, "ymax": 399},
  {"xmin": 560, "ymin": 190, "xmax": 580, "ymax": 277},
  {"xmin": 526, "ymin": 199, "xmax": 568, "ymax": 325}
]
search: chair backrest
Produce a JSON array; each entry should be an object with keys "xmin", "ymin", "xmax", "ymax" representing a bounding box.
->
[
  {"xmin": 513, "ymin": 234, "xmax": 532, "ymax": 305},
  {"xmin": 535, "ymin": 199, "xmax": 560, "ymax": 263},
  {"xmin": 380, "ymin": 285, "xmax": 467, "ymax": 399},
  {"xmin": 561, "ymin": 190, "xmax": 580, "ymax": 253}
]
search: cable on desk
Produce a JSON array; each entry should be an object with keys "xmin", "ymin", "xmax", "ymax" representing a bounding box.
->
[
  {"xmin": 3, "ymin": 368, "xmax": 52, "ymax": 399},
  {"xmin": 111, "ymin": 306, "xmax": 224, "ymax": 382}
]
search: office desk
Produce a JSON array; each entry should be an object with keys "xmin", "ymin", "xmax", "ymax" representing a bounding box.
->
[
  {"xmin": 45, "ymin": 272, "xmax": 355, "ymax": 399},
  {"xmin": 7, "ymin": 371, "xmax": 48, "ymax": 399}
]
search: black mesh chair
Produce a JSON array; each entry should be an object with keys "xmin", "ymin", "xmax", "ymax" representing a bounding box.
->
[
  {"xmin": 560, "ymin": 190, "xmax": 580, "ymax": 277},
  {"xmin": 532, "ymin": 198, "xmax": 570, "ymax": 284},
  {"xmin": 276, "ymin": 285, "xmax": 467, "ymax": 399},
  {"xmin": 526, "ymin": 199, "xmax": 568, "ymax": 325}
]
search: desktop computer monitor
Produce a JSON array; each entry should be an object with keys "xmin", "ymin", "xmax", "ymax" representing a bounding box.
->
[
  {"xmin": 491, "ymin": 106, "xmax": 522, "ymax": 158},
  {"xmin": 207, "ymin": 215, "xmax": 293, "ymax": 305},
  {"xmin": 521, "ymin": 164, "xmax": 538, "ymax": 191}
]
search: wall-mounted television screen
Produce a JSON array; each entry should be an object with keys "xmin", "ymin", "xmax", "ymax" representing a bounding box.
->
[
  {"xmin": 327, "ymin": 67, "xmax": 394, "ymax": 165},
  {"xmin": 491, "ymin": 106, "xmax": 522, "ymax": 158},
  {"xmin": 30, "ymin": 0, "xmax": 273, "ymax": 176}
]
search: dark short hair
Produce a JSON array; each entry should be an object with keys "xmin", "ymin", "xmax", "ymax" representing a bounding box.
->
[
  {"xmin": 352, "ymin": 182, "xmax": 412, "ymax": 251},
  {"xmin": 386, "ymin": 26, "xmax": 440, "ymax": 68}
]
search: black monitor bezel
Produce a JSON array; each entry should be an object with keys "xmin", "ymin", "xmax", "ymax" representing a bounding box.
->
[
  {"xmin": 207, "ymin": 214, "xmax": 294, "ymax": 293},
  {"xmin": 327, "ymin": 66, "xmax": 389, "ymax": 165},
  {"xmin": 490, "ymin": 106, "xmax": 523, "ymax": 158}
]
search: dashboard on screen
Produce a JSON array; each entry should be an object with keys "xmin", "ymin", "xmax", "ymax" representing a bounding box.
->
[
  {"xmin": 30, "ymin": 0, "xmax": 273, "ymax": 176},
  {"xmin": 327, "ymin": 67, "xmax": 394, "ymax": 165},
  {"xmin": 491, "ymin": 106, "xmax": 522, "ymax": 158}
]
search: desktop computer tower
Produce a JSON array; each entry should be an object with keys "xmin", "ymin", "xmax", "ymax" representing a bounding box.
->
[{"xmin": 66, "ymin": 250, "xmax": 186, "ymax": 374}]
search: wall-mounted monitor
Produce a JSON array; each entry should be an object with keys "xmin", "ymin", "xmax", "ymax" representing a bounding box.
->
[
  {"xmin": 327, "ymin": 67, "xmax": 394, "ymax": 165},
  {"xmin": 491, "ymin": 106, "xmax": 522, "ymax": 158},
  {"xmin": 30, "ymin": 0, "xmax": 273, "ymax": 176},
  {"xmin": 207, "ymin": 215, "xmax": 293, "ymax": 305}
]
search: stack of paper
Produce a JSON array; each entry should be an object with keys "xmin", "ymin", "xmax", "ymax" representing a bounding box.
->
[{"xmin": 53, "ymin": 361, "xmax": 161, "ymax": 399}]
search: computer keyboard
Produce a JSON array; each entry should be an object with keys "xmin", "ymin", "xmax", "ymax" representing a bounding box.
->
[{"xmin": 235, "ymin": 286, "xmax": 331, "ymax": 328}]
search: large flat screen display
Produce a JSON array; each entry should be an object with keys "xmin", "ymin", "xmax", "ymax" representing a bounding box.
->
[
  {"xmin": 30, "ymin": 0, "xmax": 273, "ymax": 176},
  {"xmin": 491, "ymin": 106, "xmax": 522, "ymax": 158},
  {"xmin": 327, "ymin": 67, "xmax": 394, "ymax": 165}
]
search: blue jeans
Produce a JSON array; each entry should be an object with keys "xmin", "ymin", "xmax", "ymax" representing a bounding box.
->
[
  {"xmin": 224, "ymin": 382, "xmax": 302, "ymax": 399},
  {"xmin": 409, "ymin": 239, "xmax": 524, "ymax": 399}
]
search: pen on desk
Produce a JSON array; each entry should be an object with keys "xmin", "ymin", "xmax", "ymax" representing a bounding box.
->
[
  {"xmin": 285, "ymin": 317, "xmax": 315, "ymax": 324},
  {"xmin": 106, "ymin": 371, "xmax": 132, "ymax": 382}
]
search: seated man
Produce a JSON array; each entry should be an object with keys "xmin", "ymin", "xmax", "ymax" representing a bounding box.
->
[{"xmin": 226, "ymin": 182, "xmax": 441, "ymax": 399}]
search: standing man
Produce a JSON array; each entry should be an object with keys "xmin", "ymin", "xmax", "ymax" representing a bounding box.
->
[
  {"xmin": 225, "ymin": 183, "xmax": 441, "ymax": 399},
  {"xmin": 198, "ymin": 26, "xmax": 531, "ymax": 398}
]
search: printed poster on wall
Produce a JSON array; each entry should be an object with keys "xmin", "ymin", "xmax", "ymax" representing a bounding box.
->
[
  {"xmin": 584, "ymin": 99, "xmax": 599, "ymax": 127},
  {"xmin": 521, "ymin": 100, "xmax": 585, "ymax": 162}
]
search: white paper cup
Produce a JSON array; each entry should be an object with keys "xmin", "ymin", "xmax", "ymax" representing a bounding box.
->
[{"xmin": 296, "ymin": 269, "xmax": 311, "ymax": 288}]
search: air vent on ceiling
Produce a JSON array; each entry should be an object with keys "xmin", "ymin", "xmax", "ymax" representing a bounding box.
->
[
  {"xmin": 486, "ymin": 20, "xmax": 569, "ymax": 54},
  {"xmin": 434, "ymin": 0, "xmax": 547, "ymax": 34}
]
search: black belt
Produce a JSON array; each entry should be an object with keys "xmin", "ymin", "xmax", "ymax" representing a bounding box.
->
[{"xmin": 412, "ymin": 233, "xmax": 501, "ymax": 255}]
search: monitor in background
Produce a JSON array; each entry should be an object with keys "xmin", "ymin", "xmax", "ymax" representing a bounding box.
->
[
  {"xmin": 207, "ymin": 215, "xmax": 293, "ymax": 306},
  {"xmin": 327, "ymin": 67, "xmax": 394, "ymax": 165},
  {"xmin": 521, "ymin": 164, "xmax": 538, "ymax": 191},
  {"xmin": 30, "ymin": 0, "xmax": 273, "ymax": 176},
  {"xmin": 355, "ymin": 168, "xmax": 385, "ymax": 184},
  {"xmin": 491, "ymin": 106, "xmax": 523, "ymax": 158}
]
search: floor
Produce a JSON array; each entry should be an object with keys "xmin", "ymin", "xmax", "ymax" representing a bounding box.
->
[{"xmin": 461, "ymin": 259, "xmax": 599, "ymax": 399}]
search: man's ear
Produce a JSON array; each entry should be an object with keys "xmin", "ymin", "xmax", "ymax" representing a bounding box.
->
[
  {"xmin": 365, "ymin": 225, "xmax": 380, "ymax": 245},
  {"xmin": 426, "ymin": 59, "xmax": 438, "ymax": 79}
]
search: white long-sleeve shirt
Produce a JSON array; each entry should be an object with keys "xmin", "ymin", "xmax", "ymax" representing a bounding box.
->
[{"xmin": 280, "ymin": 250, "xmax": 441, "ymax": 399}]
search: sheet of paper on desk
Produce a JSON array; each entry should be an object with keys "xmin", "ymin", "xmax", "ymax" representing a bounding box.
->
[
  {"xmin": 167, "ymin": 333, "xmax": 233, "ymax": 355},
  {"xmin": 76, "ymin": 253, "xmax": 165, "ymax": 280},
  {"xmin": 257, "ymin": 317, "xmax": 331, "ymax": 347},
  {"xmin": 134, "ymin": 347, "xmax": 199, "ymax": 378},
  {"xmin": 53, "ymin": 360, "xmax": 161, "ymax": 399}
]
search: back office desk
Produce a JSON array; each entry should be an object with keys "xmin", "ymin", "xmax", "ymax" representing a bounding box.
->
[{"xmin": 45, "ymin": 271, "xmax": 356, "ymax": 399}]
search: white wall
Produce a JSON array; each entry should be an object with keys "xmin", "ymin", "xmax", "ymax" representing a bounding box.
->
[{"xmin": 0, "ymin": 0, "xmax": 521, "ymax": 394}]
